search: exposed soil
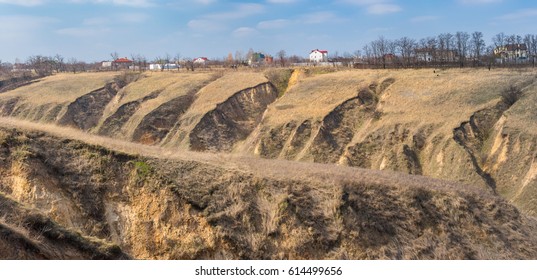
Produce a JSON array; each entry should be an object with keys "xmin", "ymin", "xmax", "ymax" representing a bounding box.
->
[
  {"xmin": 131, "ymin": 95, "xmax": 195, "ymax": 145},
  {"xmin": 1, "ymin": 127, "xmax": 537, "ymax": 259},
  {"xmin": 57, "ymin": 82, "xmax": 121, "ymax": 131},
  {"xmin": 190, "ymin": 83, "xmax": 278, "ymax": 152},
  {"xmin": 99, "ymin": 90, "xmax": 161, "ymax": 137}
]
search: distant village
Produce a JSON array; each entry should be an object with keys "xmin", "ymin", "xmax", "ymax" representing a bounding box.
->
[
  {"xmin": 98, "ymin": 42, "xmax": 534, "ymax": 73},
  {"xmin": 2, "ymin": 32, "xmax": 536, "ymax": 76}
]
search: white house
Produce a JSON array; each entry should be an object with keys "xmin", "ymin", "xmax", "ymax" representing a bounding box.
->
[
  {"xmin": 149, "ymin": 63, "xmax": 179, "ymax": 70},
  {"xmin": 101, "ymin": 61, "xmax": 112, "ymax": 68},
  {"xmin": 494, "ymin": 44, "xmax": 528, "ymax": 62},
  {"xmin": 309, "ymin": 49, "xmax": 328, "ymax": 63},
  {"xmin": 193, "ymin": 57, "xmax": 209, "ymax": 64}
]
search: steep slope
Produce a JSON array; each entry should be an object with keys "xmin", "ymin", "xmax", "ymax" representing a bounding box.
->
[
  {"xmin": 241, "ymin": 68, "xmax": 537, "ymax": 215},
  {"xmin": 1, "ymin": 125, "xmax": 537, "ymax": 259},
  {"xmin": 0, "ymin": 72, "xmax": 117, "ymax": 123},
  {"xmin": 161, "ymin": 71, "xmax": 274, "ymax": 150},
  {"xmin": 0, "ymin": 192, "xmax": 129, "ymax": 260},
  {"xmin": 1, "ymin": 69, "xmax": 536, "ymax": 217}
]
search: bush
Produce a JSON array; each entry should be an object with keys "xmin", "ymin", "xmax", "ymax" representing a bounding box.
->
[{"xmin": 501, "ymin": 86, "xmax": 523, "ymax": 106}]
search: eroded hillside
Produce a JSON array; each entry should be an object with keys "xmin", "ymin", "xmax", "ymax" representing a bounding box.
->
[
  {"xmin": 1, "ymin": 127, "xmax": 537, "ymax": 259},
  {"xmin": 0, "ymin": 68, "xmax": 536, "ymax": 217}
]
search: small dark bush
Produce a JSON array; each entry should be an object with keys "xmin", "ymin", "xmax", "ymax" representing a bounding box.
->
[{"xmin": 501, "ymin": 86, "xmax": 523, "ymax": 106}]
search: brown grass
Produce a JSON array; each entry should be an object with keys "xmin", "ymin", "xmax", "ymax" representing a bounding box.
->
[
  {"xmin": 95, "ymin": 72, "xmax": 218, "ymax": 138},
  {"xmin": 0, "ymin": 72, "xmax": 116, "ymax": 104}
]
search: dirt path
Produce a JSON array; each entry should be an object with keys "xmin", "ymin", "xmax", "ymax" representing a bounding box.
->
[{"xmin": 0, "ymin": 117, "xmax": 480, "ymax": 194}]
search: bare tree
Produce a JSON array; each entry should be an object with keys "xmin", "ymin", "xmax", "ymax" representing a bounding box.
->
[
  {"xmin": 53, "ymin": 54, "xmax": 64, "ymax": 73},
  {"xmin": 27, "ymin": 55, "xmax": 54, "ymax": 76},
  {"xmin": 470, "ymin": 31, "xmax": 485, "ymax": 66},
  {"xmin": 456, "ymin": 31, "xmax": 470, "ymax": 67},
  {"xmin": 492, "ymin": 32, "xmax": 506, "ymax": 48},
  {"xmin": 438, "ymin": 33, "xmax": 454, "ymax": 64},
  {"xmin": 397, "ymin": 37, "xmax": 415, "ymax": 67},
  {"xmin": 174, "ymin": 53, "xmax": 181, "ymax": 71},
  {"xmin": 277, "ymin": 50, "xmax": 286, "ymax": 67},
  {"xmin": 371, "ymin": 36, "xmax": 390, "ymax": 69},
  {"xmin": 68, "ymin": 57, "xmax": 78, "ymax": 74},
  {"xmin": 524, "ymin": 34, "xmax": 537, "ymax": 67},
  {"xmin": 110, "ymin": 52, "xmax": 119, "ymax": 71}
]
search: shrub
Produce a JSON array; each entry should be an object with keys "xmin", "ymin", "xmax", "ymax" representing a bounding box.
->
[{"xmin": 501, "ymin": 86, "xmax": 523, "ymax": 106}]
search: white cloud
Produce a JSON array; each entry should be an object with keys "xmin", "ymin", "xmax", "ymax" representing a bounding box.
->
[
  {"xmin": 257, "ymin": 19, "xmax": 290, "ymax": 29},
  {"xmin": 367, "ymin": 3, "xmax": 401, "ymax": 14},
  {"xmin": 410, "ymin": 15, "xmax": 439, "ymax": 23},
  {"xmin": 117, "ymin": 13, "xmax": 149, "ymax": 23},
  {"xmin": 232, "ymin": 27, "xmax": 258, "ymax": 37},
  {"xmin": 56, "ymin": 26, "xmax": 111, "ymax": 37},
  {"xmin": 0, "ymin": 15, "xmax": 56, "ymax": 42},
  {"xmin": 204, "ymin": 3, "xmax": 265, "ymax": 20},
  {"xmin": 339, "ymin": 0, "xmax": 401, "ymax": 15},
  {"xmin": 187, "ymin": 19, "xmax": 225, "ymax": 32},
  {"xmin": 83, "ymin": 17, "xmax": 110, "ymax": 25},
  {"xmin": 69, "ymin": 0, "xmax": 154, "ymax": 7},
  {"xmin": 299, "ymin": 11, "xmax": 338, "ymax": 24},
  {"xmin": 458, "ymin": 0, "xmax": 502, "ymax": 4},
  {"xmin": 195, "ymin": 0, "xmax": 216, "ymax": 4},
  {"xmin": 498, "ymin": 8, "xmax": 537, "ymax": 20},
  {"xmin": 267, "ymin": 0, "xmax": 297, "ymax": 3},
  {"xmin": 0, "ymin": 0, "xmax": 45, "ymax": 6}
]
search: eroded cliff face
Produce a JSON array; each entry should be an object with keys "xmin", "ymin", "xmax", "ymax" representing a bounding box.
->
[
  {"xmin": 0, "ymin": 69, "xmax": 536, "ymax": 217},
  {"xmin": 2, "ymin": 128, "xmax": 537, "ymax": 260},
  {"xmin": 189, "ymin": 83, "xmax": 278, "ymax": 152}
]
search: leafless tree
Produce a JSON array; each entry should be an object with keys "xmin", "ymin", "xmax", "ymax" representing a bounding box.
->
[
  {"xmin": 174, "ymin": 53, "xmax": 181, "ymax": 71},
  {"xmin": 277, "ymin": 50, "xmax": 286, "ymax": 67},
  {"xmin": 53, "ymin": 54, "xmax": 64, "ymax": 72},
  {"xmin": 27, "ymin": 55, "xmax": 54, "ymax": 76},
  {"xmin": 470, "ymin": 31, "xmax": 485, "ymax": 66},
  {"xmin": 397, "ymin": 37, "xmax": 415, "ymax": 67},
  {"xmin": 68, "ymin": 57, "xmax": 79, "ymax": 73},
  {"xmin": 110, "ymin": 52, "xmax": 119, "ymax": 71},
  {"xmin": 438, "ymin": 33, "xmax": 454, "ymax": 64},
  {"xmin": 492, "ymin": 32, "xmax": 506, "ymax": 48},
  {"xmin": 524, "ymin": 34, "xmax": 537, "ymax": 67},
  {"xmin": 456, "ymin": 31, "xmax": 470, "ymax": 67},
  {"xmin": 371, "ymin": 36, "xmax": 390, "ymax": 68}
]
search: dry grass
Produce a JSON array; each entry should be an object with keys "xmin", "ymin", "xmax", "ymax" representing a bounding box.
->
[
  {"xmin": 261, "ymin": 68, "xmax": 537, "ymax": 137},
  {"xmin": 0, "ymin": 72, "xmax": 116, "ymax": 104},
  {"xmin": 0, "ymin": 116, "xmax": 478, "ymax": 192},
  {"xmin": 1, "ymin": 119, "xmax": 537, "ymax": 259},
  {"xmin": 163, "ymin": 71, "xmax": 268, "ymax": 147},
  {"xmin": 96, "ymin": 72, "xmax": 217, "ymax": 138}
]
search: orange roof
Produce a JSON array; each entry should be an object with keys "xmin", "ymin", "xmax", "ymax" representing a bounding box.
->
[
  {"xmin": 114, "ymin": 57, "xmax": 132, "ymax": 63},
  {"xmin": 311, "ymin": 49, "xmax": 328, "ymax": 54}
]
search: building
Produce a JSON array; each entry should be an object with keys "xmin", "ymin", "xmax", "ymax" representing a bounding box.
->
[
  {"xmin": 494, "ymin": 44, "xmax": 528, "ymax": 62},
  {"xmin": 193, "ymin": 57, "xmax": 209, "ymax": 64},
  {"xmin": 414, "ymin": 49, "xmax": 458, "ymax": 63},
  {"xmin": 101, "ymin": 61, "xmax": 112, "ymax": 68},
  {"xmin": 415, "ymin": 48, "xmax": 434, "ymax": 62},
  {"xmin": 248, "ymin": 52, "xmax": 266, "ymax": 65},
  {"xmin": 113, "ymin": 57, "xmax": 133, "ymax": 69},
  {"xmin": 310, "ymin": 49, "xmax": 328, "ymax": 63},
  {"xmin": 149, "ymin": 63, "xmax": 179, "ymax": 71}
]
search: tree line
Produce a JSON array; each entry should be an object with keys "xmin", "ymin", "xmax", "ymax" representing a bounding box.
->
[
  {"xmin": 1, "ymin": 31, "xmax": 536, "ymax": 78},
  {"xmin": 351, "ymin": 32, "xmax": 537, "ymax": 69}
]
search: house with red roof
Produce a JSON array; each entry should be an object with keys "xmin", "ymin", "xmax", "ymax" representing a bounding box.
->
[
  {"xmin": 193, "ymin": 57, "xmax": 209, "ymax": 64},
  {"xmin": 310, "ymin": 49, "xmax": 328, "ymax": 63},
  {"xmin": 113, "ymin": 57, "xmax": 133, "ymax": 69}
]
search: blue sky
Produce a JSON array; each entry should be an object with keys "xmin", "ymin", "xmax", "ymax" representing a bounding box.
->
[{"xmin": 0, "ymin": 0, "xmax": 536, "ymax": 62}]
